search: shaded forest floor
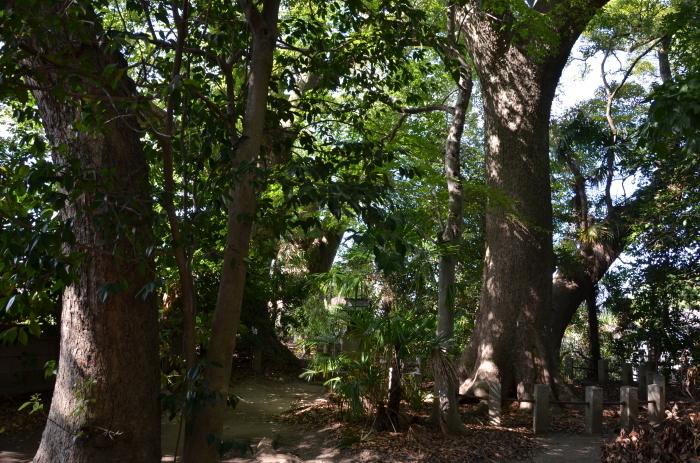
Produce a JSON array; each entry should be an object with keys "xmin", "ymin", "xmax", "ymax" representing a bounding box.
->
[{"xmin": 2, "ymin": 377, "xmax": 700, "ymax": 462}]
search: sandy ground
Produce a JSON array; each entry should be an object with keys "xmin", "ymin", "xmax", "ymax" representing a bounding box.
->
[{"xmin": 1, "ymin": 377, "xmax": 330, "ymax": 463}]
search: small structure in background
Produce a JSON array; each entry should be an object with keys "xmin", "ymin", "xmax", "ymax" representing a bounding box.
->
[{"xmin": 486, "ymin": 375, "xmax": 667, "ymax": 436}]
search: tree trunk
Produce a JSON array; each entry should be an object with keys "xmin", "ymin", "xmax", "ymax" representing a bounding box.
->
[
  {"xmin": 305, "ymin": 227, "xmax": 344, "ymax": 275},
  {"xmin": 373, "ymin": 293, "xmax": 404, "ymax": 431},
  {"xmin": 586, "ymin": 287, "xmax": 601, "ymax": 379},
  {"xmin": 434, "ymin": 71, "xmax": 472, "ymax": 434},
  {"xmin": 21, "ymin": 6, "xmax": 160, "ymax": 461},
  {"xmin": 386, "ymin": 346, "xmax": 402, "ymax": 422},
  {"xmin": 657, "ymin": 36, "xmax": 673, "ymax": 83},
  {"xmin": 182, "ymin": 2, "xmax": 280, "ymax": 461},
  {"xmin": 457, "ymin": 0, "xmax": 608, "ymax": 398},
  {"xmin": 498, "ymin": 28, "xmax": 676, "ymax": 379}
]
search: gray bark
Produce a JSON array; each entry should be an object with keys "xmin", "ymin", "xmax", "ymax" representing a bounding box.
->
[{"xmin": 434, "ymin": 71, "xmax": 472, "ymax": 434}]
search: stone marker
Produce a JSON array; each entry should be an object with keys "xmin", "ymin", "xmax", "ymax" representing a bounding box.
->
[
  {"xmin": 653, "ymin": 373, "xmax": 666, "ymax": 406},
  {"xmin": 598, "ymin": 359, "xmax": 609, "ymax": 384},
  {"xmin": 620, "ymin": 386, "xmax": 638, "ymax": 430},
  {"xmin": 648, "ymin": 383, "xmax": 665, "ymax": 425},
  {"xmin": 585, "ymin": 386, "xmax": 603, "ymax": 434},
  {"xmin": 518, "ymin": 382, "xmax": 535, "ymax": 410},
  {"xmin": 533, "ymin": 384, "xmax": 550, "ymax": 435},
  {"xmin": 488, "ymin": 381, "xmax": 501, "ymax": 426}
]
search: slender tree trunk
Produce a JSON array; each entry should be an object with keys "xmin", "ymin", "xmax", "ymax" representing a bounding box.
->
[
  {"xmin": 548, "ymin": 273, "xmax": 590, "ymax": 361},
  {"xmin": 159, "ymin": 0, "xmax": 197, "ymax": 371},
  {"xmin": 374, "ymin": 295, "xmax": 403, "ymax": 431},
  {"xmin": 457, "ymin": 0, "xmax": 608, "ymax": 398},
  {"xmin": 586, "ymin": 287, "xmax": 601, "ymax": 379},
  {"xmin": 20, "ymin": 6, "xmax": 160, "ymax": 461},
  {"xmin": 386, "ymin": 346, "xmax": 402, "ymax": 420},
  {"xmin": 182, "ymin": 2, "xmax": 280, "ymax": 461},
  {"xmin": 433, "ymin": 71, "xmax": 472, "ymax": 434}
]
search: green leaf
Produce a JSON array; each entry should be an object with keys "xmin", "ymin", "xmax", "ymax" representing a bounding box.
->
[{"xmin": 4, "ymin": 295, "xmax": 16, "ymax": 312}]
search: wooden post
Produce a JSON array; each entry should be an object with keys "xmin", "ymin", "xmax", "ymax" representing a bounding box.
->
[
  {"xmin": 533, "ymin": 384, "xmax": 550, "ymax": 435},
  {"xmin": 620, "ymin": 386, "xmax": 638, "ymax": 430},
  {"xmin": 585, "ymin": 386, "xmax": 603, "ymax": 434},
  {"xmin": 653, "ymin": 373, "xmax": 666, "ymax": 407}
]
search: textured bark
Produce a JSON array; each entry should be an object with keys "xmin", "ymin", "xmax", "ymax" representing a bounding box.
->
[
  {"xmin": 21, "ymin": 6, "xmax": 160, "ymax": 462},
  {"xmin": 182, "ymin": 2, "xmax": 280, "ymax": 461},
  {"xmin": 305, "ymin": 228, "xmax": 344, "ymax": 275},
  {"xmin": 434, "ymin": 71, "xmax": 472, "ymax": 434},
  {"xmin": 458, "ymin": 0, "xmax": 609, "ymax": 398}
]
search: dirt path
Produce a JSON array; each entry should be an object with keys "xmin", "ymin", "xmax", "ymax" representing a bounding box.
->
[
  {"xmin": 1, "ymin": 377, "xmax": 330, "ymax": 463},
  {"xmin": 163, "ymin": 376, "xmax": 334, "ymax": 462},
  {"xmin": 531, "ymin": 434, "xmax": 603, "ymax": 462},
  {"xmin": 2, "ymin": 380, "xmax": 608, "ymax": 463}
]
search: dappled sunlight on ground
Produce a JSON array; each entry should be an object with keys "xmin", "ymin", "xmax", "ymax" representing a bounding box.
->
[
  {"xmin": 162, "ymin": 376, "xmax": 327, "ymax": 461},
  {"xmin": 10, "ymin": 378, "xmax": 687, "ymax": 462}
]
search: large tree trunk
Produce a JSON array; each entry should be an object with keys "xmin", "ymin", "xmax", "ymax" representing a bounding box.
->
[
  {"xmin": 20, "ymin": 6, "xmax": 160, "ymax": 462},
  {"xmin": 433, "ymin": 70, "xmax": 472, "ymax": 434},
  {"xmin": 492, "ymin": 28, "xmax": 676, "ymax": 382},
  {"xmin": 457, "ymin": 0, "xmax": 608, "ymax": 398},
  {"xmin": 182, "ymin": 2, "xmax": 280, "ymax": 461}
]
